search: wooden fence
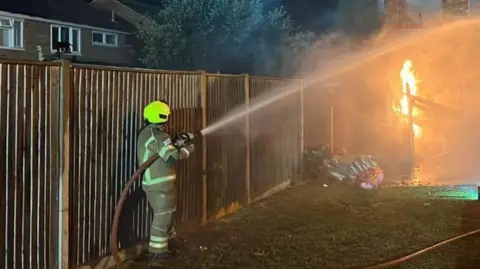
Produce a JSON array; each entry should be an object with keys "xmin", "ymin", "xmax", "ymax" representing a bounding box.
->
[{"xmin": 0, "ymin": 59, "xmax": 304, "ymax": 269}]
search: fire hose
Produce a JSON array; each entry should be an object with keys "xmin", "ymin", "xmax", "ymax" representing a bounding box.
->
[
  {"xmin": 110, "ymin": 132, "xmax": 200, "ymax": 269},
  {"xmin": 111, "ymin": 154, "xmax": 159, "ymax": 269},
  {"xmin": 361, "ymin": 229, "xmax": 480, "ymax": 269}
]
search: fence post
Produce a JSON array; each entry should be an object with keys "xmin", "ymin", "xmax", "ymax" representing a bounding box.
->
[
  {"xmin": 329, "ymin": 87, "xmax": 334, "ymax": 154},
  {"xmin": 243, "ymin": 74, "xmax": 251, "ymax": 203},
  {"xmin": 299, "ymin": 79, "xmax": 305, "ymax": 177},
  {"xmin": 200, "ymin": 71, "xmax": 208, "ymax": 224},
  {"xmin": 59, "ymin": 60, "xmax": 72, "ymax": 269}
]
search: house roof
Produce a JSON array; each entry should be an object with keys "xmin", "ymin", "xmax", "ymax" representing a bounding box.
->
[
  {"xmin": 116, "ymin": 0, "xmax": 161, "ymax": 15},
  {"xmin": 89, "ymin": 0, "xmax": 149, "ymax": 27},
  {"xmin": 0, "ymin": 0, "xmax": 132, "ymax": 32}
]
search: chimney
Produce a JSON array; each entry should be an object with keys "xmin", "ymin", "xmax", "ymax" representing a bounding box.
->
[
  {"xmin": 111, "ymin": 10, "xmax": 115, "ymax": 22},
  {"xmin": 36, "ymin": 45, "xmax": 44, "ymax": 61}
]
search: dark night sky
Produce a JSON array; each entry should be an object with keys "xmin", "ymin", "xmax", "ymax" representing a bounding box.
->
[
  {"xmin": 123, "ymin": 0, "xmax": 339, "ymax": 33},
  {"xmin": 280, "ymin": 0, "xmax": 338, "ymax": 32}
]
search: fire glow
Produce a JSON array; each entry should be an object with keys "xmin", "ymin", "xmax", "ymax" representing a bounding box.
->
[{"xmin": 393, "ymin": 59, "xmax": 423, "ymax": 138}]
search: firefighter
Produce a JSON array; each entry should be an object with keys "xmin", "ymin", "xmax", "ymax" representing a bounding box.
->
[{"xmin": 136, "ymin": 100, "xmax": 195, "ymax": 265}]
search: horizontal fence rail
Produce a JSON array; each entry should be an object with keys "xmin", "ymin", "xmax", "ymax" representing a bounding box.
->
[
  {"xmin": 0, "ymin": 61, "xmax": 62, "ymax": 269},
  {"xmin": 1, "ymin": 60, "xmax": 304, "ymax": 269}
]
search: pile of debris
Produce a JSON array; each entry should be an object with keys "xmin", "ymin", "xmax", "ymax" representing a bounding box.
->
[{"xmin": 304, "ymin": 145, "xmax": 384, "ymax": 190}]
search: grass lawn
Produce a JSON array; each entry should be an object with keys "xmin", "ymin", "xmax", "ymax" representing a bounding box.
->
[{"xmin": 128, "ymin": 181, "xmax": 480, "ymax": 269}]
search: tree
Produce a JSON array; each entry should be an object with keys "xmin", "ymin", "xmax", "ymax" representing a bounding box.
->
[
  {"xmin": 137, "ymin": 0, "xmax": 315, "ymax": 76},
  {"xmin": 333, "ymin": 0, "xmax": 382, "ymax": 39}
]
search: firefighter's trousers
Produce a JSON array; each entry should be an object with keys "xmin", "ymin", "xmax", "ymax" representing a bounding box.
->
[{"xmin": 143, "ymin": 180, "xmax": 177, "ymax": 254}]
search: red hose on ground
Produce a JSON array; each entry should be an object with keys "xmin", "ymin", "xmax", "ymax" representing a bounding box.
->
[
  {"xmin": 111, "ymin": 155, "xmax": 160, "ymax": 269},
  {"xmin": 362, "ymin": 229, "xmax": 480, "ymax": 269}
]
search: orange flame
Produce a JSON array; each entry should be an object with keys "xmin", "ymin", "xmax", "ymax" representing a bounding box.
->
[{"xmin": 393, "ymin": 60, "xmax": 423, "ymax": 138}]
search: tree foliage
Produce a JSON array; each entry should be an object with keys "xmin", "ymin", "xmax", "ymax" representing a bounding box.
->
[
  {"xmin": 137, "ymin": 0, "xmax": 315, "ymax": 76},
  {"xmin": 333, "ymin": 0, "xmax": 381, "ymax": 39}
]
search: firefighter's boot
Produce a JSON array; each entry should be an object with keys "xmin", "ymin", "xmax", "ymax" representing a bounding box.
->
[
  {"xmin": 168, "ymin": 239, "xmax": 180, "ymax": 254},
  {"xmin": 167, "ymin": 227, "xmax": 180, "ymax": 254},
  {"xmin": 148, "ymin": 252, "xmax": 173, "ymax": 268}
]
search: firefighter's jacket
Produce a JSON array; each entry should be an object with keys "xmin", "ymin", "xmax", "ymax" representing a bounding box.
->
[{"xmin": 136, "ymin": 125, "xmax": 193, "ymax": 186}]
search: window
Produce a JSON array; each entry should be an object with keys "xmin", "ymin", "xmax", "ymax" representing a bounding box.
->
[
  {"xmin": 92, "ymin": 31, "xmax": 118, "ymax": 47},
  {"xmin": 0, "ymin": 18, "xmax": 23, "ymax": 49},
  {"xmin": 51, "ymin": 25, "xmax": 81, "ymax": 53}
]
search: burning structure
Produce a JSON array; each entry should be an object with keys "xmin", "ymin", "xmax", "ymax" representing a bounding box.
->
[
  {"xmin": 390, "ymin": 59, "xmax": 462, "ymax": 184},
  {"xmin": 393, "ymin": 59, "xmax": 423, "ymax": 138}
]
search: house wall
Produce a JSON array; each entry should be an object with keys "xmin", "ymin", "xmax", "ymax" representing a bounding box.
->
[{"xmin": 0, "ymin": 18, "xmax": 134, "ymax": 65}]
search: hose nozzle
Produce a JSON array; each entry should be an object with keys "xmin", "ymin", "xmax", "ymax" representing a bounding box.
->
[{"xmin": 185, "ymin": 131, "xmax": 202, "ymax": 141}]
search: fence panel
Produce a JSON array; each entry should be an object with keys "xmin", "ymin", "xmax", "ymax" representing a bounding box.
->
[
  {"xmin": 249, "ymin": 77, "xmax": 303, "ymax": 199},
  {"xmin": 69, "ymin": 65, "xmax": 202, "ymax": 266},
  {"xmin": 205, "ymin": 74, "xmax": 247, "ymax": 219},
  {"xmin": 1, "ymin": 59, "xmax": 305, "ymax": 269},
  {"xmin": 0, "ymin": 61, "xmax": 62, "ymax": 269}
]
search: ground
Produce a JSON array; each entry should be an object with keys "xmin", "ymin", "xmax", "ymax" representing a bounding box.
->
[{"xmin": 127, "ymin": 181, "xmax": 480, "ymax": 269}]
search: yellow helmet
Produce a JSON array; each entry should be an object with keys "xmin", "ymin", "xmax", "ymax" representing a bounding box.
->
[{"xmin": 143, "ymin": 100, "xmax": 171, "ymax": 124}]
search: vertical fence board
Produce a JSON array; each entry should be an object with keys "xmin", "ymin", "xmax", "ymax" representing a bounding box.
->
[
  {"xmin": 100, "ymin": 71, "xmax": 109, "ymax": 253},
  {"xmin": 0, "ymin": 64, "xmax": 8, "ymax": 268},
  {"xmin": 107, "ymin": 70, "xmax": 119, "ymax": 253},
  {"xmin": 45, "ymin": 67, "xmax": 53, "ymax": 269},
  {"xmin": 38, "ymin": 66, "xmax": 47, "ymax": 269},
  {"xmin": 23, "ymin": 65, "xmax": 32, "ymax": 269},
  {"xmin": 59, "ymin": 60, "xmax": 73, "ymax": 269},
  {"xmin": 78, "ymin": 67, "xmax": 86, "ymax": 265},
  {"xmin": 91, "ymin": 69, "xmax": 99, "ymax": 261},
  {"xmin": 6, "ymin": 64, "xmax": 16, "ymax": 269},
  {"xmin": 49, "ymin": 65, "xmax": 61, "ymax": 269},
  {"xmin": 200, "ymin": 72, "xmax": 208, "ymax": 224},
  {"xmin": 15, "ymin": 64, "xmax": 25, "ymax": 269},
  {"xmin": 83, "ymin": 69, "xmax": 91, "ymax": 264},
  {"xmin": 70, "ymin": 67, "xmax": 80, "ymax": 267},
  {"xmin": 31, "ymin": 66, "xmax": 39, "ymax": 269}
]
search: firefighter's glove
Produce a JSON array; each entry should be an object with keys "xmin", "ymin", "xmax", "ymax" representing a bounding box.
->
[{"xmin": 174, "ymin": 132, "xmax": 195, "ymax": 148}]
